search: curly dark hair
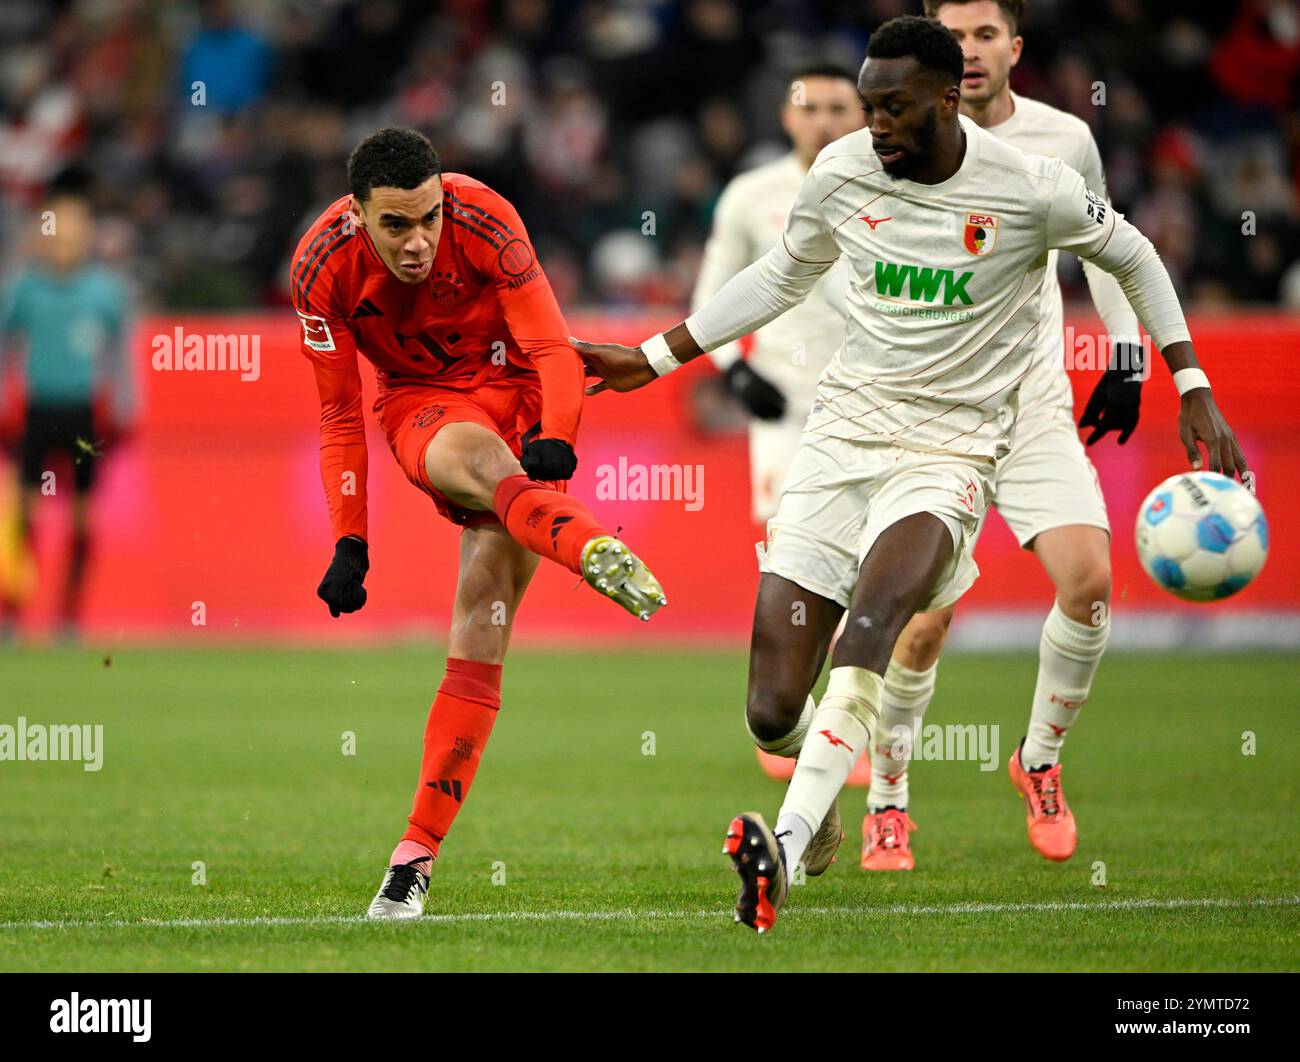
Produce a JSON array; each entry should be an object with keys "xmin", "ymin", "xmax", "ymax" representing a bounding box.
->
[
  {"xmin": 865, "ymin": 16, "xmax": 965, "ymax": 88},
  {"xmin": 347, "ymin": 127, "xmax": 441, "ymax": 202},
  {"xmin": 923, "ymin": 0, "xmax": 1025, "ymax": 35}
]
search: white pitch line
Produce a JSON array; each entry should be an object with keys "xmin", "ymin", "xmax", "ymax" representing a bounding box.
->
[{"xmin": 0, "ymin": 895, "xmax": 1296, "ymax": 931}]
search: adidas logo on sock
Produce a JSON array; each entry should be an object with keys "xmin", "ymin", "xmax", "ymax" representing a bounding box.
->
[
  {"xmin": 549, "ymin": 514, "xmax": 574, "ymax": 543},
  {"xmin": 427, "ymin": 778, "xmax": 463, "ymax": 802}
]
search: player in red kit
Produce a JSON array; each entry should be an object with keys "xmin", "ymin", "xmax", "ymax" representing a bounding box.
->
[{"xmin": 291, "ymin": 127, "xmax": 666, "ymax": 920}]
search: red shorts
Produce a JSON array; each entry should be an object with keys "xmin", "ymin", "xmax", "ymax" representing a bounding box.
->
[{"xmin": 376, "ymin": 378, "xmax": 565, "ymax": 528}]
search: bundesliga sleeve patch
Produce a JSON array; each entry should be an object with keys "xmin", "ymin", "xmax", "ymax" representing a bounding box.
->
[{"xmin": 298, "ymin": 312, "xmax": 336, "ymax": 352}]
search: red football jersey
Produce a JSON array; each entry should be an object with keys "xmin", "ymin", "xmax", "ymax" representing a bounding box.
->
[{"xmin": 290, "ymin": 173, "xmax": 584, "ymax": 543}]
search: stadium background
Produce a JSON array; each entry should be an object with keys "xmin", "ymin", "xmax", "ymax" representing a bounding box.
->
[{"xmin": 2, "ymin": 0, "xmax": 1298, "ymax": 648}]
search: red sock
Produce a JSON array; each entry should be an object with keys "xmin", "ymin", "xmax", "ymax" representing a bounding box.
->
[
  {"xmin": 492, "ymin": 474, "xmax": 608, "ymax": 575},
  {"xmin": 402, "ymin": 658, "xmax": 503, "ymax": 855}
]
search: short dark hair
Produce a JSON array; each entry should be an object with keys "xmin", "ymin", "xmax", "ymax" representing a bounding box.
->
[
  {"xmin": 865, "ymin": 16, "xmax": 965, "ymax": 88},
  {"xmin": 347, "ymin": 127, "xmax": 441, "ymax": 203},
  {"xmin": 922, "ymin": 0, "xmax": 1025, "ymax": 36},
  {"xmin": 787, "ymin": 62, "xmax": 859, "ymax": 92}
]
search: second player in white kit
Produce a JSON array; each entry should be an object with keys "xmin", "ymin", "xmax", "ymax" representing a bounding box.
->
[{"xmin": 693, "ymin": 65, "xmax": 865, "ymax": 523}]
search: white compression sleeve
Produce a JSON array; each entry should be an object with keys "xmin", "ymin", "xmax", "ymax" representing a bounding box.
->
[
  {"xmin": 1085, "ymin": 220, "xmax": 1191, "ymax": 352},
  {"xmin": 684, "ymin": 239, "xmax": 834, "ymax": 354},
  {"xmin": 1081, "ymin": 259, "xmax": 1141, "ymax": 348}
]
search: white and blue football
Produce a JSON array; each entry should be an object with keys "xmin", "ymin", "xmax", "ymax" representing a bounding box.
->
[{"xmin": 1135, "ymin": 472, "xmax": 1268, "ymax": 602}]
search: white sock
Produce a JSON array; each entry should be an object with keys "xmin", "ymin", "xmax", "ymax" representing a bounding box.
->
[
  {"xmin": 1021, "ymin": 600, "xmax": 1109, "ymax": 768},
  {"xmin": 773, "ymin": 813, "xmax": 813, "ymax": 870},
  {"xmin": 867, "ymin": 658, "xmax": 938, "ymax": 812},
  {"xmin": 747, "ymin": 695, "xmax": 815, "ymax": 757},
  {"xmin": 777, "ymin": 666, "xmax": 881, "ymax": 869}
]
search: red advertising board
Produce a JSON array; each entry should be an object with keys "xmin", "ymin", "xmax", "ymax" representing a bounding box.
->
[{"xmin": 6, "ymin": 311, "xmax": 1297, "ymax": 643}]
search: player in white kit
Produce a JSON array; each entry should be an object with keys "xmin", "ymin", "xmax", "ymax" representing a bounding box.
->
[
  {"xmin": 574, "ymin": 16, "xmax": 1247, "ymax": 932},
  {"xmin": 859, "ymin": 0, "xmax": 1146, "ymax": 872},
  {"xmin": 691, "ymin": 64, "xmax": 868, "ymax": 788},
  {"xmin": 695, "ymin": 64, "xmax": 865, "ymax": 523}
]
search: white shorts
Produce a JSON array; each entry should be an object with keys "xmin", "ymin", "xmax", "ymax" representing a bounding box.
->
[
  {"xmin": 985, "ymin": 404, "xmax": 1110, "ymax": 547},
  {"xmin": 756, "ymin": 432, "xmax": 993, "ymax": 612},
  {"xmin": 749, "ymin": 415, "xmax": 807, "ymax": 522}
]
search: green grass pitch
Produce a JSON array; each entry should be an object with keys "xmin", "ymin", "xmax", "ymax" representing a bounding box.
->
[{"xmin": 0, "ymin": 646, "xmax": 1297, "ymax": 971}]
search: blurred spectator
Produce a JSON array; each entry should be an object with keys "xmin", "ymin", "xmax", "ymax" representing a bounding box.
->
[
  {"xmin": 0, "ymin": 0, "xmax": 1294, "ymax": 311},
  {"xmin": 179, "ymin": 0, "xmax": 272, "ymax": 113}
]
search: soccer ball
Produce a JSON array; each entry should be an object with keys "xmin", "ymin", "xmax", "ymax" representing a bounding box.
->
[{"xmin": 1135, "ymin": 472, "xmax": 1268, "ymax": 602}]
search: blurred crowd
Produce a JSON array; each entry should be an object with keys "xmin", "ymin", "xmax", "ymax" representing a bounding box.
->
[{"xmin": 2, "ymin": 0, "xmax": 1299, "ymax": 312}]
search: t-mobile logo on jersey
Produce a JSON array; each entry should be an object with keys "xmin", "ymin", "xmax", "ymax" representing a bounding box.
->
[{"xmin": 594, "ymin": 457, "xmax": 704, "ymax": 511}]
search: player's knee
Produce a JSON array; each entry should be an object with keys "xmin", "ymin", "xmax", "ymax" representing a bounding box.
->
[
  {"xmin": 745, "ymin": 685, "xmax": 806, "ymax": 744},
  {"xmin": 897, "ymin": 608, "xmax": 953, "ymax": 669},
  {"xmin": 463, "ymin": 442, "xmax": 518, "ymax": 497},
  {"xmin": 426, "ymin": 426, "xmax": 520, "ymax": 506},
  {"xmin": 1058, "ymin": 561, "xmax": 1112, "ymax": 622}
]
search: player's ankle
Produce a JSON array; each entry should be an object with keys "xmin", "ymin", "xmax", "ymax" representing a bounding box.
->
[{"xmin": 390, "ymin": 839, "xmax": 434, "ymax": 869}]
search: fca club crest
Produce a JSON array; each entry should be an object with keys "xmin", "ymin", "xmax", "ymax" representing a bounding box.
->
[{"xmin": 962, "ymin": 212, "xmax": 998, "ymax": 256}]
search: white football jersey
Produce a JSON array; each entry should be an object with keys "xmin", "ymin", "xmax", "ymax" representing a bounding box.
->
[
  {"xmin": 986, "ymin": 93, "xmax": 1140, "ymax": 414},
  {"xmin": 693, "ymin": 152, "xmax": 845, "ymax": 405},
  {"xmin": 685, "ymin": 114, "xmax": 1190, "ymax": 461}
]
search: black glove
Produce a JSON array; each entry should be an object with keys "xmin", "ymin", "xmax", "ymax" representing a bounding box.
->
[
  {"xmin": 317, "ymin": 536, "xmax": 368, "ymax": 617},
  {"xmin": 1079, "ymin": 341, "xmax": 1144, "ymax": 446},
  {"xmin": 724, "ymin": 360, "xmax": 786, "ymax": 420},
  {"xmin": 520, "ymin": 422, "xmax": 577, "ymax": 480}
]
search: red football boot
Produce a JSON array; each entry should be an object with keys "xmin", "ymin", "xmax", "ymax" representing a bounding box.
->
[{"xmin": 1008, "ymin": 744, "xmax": 1077, "ymax": 862}]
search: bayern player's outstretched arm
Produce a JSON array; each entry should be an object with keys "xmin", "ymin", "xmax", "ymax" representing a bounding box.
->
[{"xmin": 1045, "ymin": 163, "xmax": 1249, "ymax": 482}]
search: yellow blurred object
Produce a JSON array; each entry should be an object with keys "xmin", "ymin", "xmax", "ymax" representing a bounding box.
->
[{"xmin": 0, "ymin": 464, "xmax": 35, "ymax": 607}]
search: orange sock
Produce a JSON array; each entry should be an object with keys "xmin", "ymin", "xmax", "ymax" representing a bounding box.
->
[
  {"xmin": 402, "ymin": 658, "xmax": 503, "ymax": 855},
  {"xmin": 492, "ymin": 474, "xmax": 607, "ymax": 575}
]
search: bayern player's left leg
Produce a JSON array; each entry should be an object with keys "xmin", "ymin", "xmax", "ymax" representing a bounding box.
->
[
  {"xmin": 367, "ymin": 523, "xmax": 538, "ymax": 920},
  {"xmin": 425, "ymin": 422, "xmax": 666, "ymax": 621}
]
